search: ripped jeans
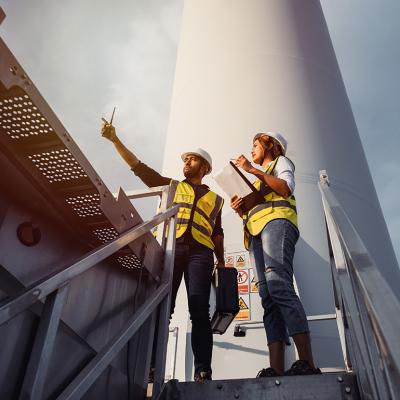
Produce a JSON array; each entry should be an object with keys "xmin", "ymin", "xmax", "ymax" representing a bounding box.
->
[{"xmin": 249, "ymin": 219, "xmax": 309, "ymax": 344}]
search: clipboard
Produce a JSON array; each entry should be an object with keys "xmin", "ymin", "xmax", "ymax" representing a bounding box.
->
[{"xmin": 228, "ymin": 162, "xmax": 265, "ymax": 213}]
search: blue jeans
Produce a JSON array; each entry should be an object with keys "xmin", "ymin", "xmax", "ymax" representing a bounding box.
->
[
  {"xmin": 171, "ymin": 244, "xmax": 214, "ymax": 374},
  {"xmin": 249, "ymin": 219, "xmax": 309, "ymax": 344}
]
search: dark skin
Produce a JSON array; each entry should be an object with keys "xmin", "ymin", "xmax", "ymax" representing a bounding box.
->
[
  {"xmin": 231, "ymin": 136, "xmax": 316, "ymax": 374},
  {"xmin": 101, "ymin": 119, "xmax": 225, "ymax": 267}
]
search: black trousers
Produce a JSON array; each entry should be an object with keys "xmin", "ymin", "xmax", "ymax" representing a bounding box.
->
[
  {"xmin": 171, "ymin": 244, "xmax": 214, "ymax": 374},
  {"xmin": 152, "ymin": 243, "xmax": 214, "ymax": 375}
]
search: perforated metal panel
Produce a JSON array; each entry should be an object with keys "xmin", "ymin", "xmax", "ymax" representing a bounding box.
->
[
  {"xmin": 65, "ymin": 193, "xmax": 102, "ymax": 218},
  {"xmin": 28, "ymin": 149, "xmax": 88, "ymax": 183},
  {"xmin": 117, "ymin": 254, "xmax": 143, "ymax": 270},
  {"xmin": 93, "ymin": 227, "xmax": 119, "ymax": 243},
  {"xmin": 0, "ymin": 94, "xmax": 53, "ymax": 139}
]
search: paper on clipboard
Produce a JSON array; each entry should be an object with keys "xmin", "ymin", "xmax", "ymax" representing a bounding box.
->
[{"xmin": 213, "ymin": 163, "xmax": 253, "ymax": 198}]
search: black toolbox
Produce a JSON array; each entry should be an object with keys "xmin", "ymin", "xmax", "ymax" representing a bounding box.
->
[{"xmin": 210, "ymin": 267, "xmax": 240, "ymax": 334}]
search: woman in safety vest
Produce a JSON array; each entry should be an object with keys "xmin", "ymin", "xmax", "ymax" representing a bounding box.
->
[{"xmin": 230, "ymin": 132, "xmax": 320, "ymax": 377}]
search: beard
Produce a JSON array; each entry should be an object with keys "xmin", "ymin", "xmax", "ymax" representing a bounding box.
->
[{"xmin": 183, "ymin": 165, "xmax": 201, "ymax": 179}]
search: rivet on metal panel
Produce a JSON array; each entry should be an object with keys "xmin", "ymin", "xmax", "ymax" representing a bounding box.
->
[
  {"xmin": 337, "ymin": 376, "xmax": 343, "ymax": 383},
  {"xmin": 234, "ymin": 392, "xmax": 239, "ymax": 399},
  {"xmin": 345, "ymin": 386, "xmax": 351, "ymax": 394},
  {"xmin": 217, "ymin": 383, "xmax": 223, "ymax": 390},
  {"xmin": 275, "ymin": 379, "xmax": 281, "ymax": 386},
  {"xmin": 9, "ymin": 66, "xmax": 17, "ymax": 75}
]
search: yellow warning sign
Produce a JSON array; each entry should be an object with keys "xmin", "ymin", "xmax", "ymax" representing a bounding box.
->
[
  {"xmin": 250, "ymin": 269, "xmax": 258, "ymax": 293},
  {"xmin": 235, "ymin": 295, "xmax": 250, "ymax": 321},
  {"xmin": 238, "ymin": 296, "xmax": 249, "ymax": 310},
  {"xmin": 235, "ymin": 254, "xmax": 246, "ymax": 269}
]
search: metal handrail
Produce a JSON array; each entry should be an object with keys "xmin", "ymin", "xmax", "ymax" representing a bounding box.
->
[
  {"xmin": 319, "ymin": 171, "xmax": 400, "ymax": 400},
  {"xmin": 0, "ymin": 204, "xmax": 180, "ymax": 326}
]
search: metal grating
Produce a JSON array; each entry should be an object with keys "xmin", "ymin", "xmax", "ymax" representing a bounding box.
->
[
  {"xmin": 0, "ymin": 94, "xmax": 54, "ymax": 139},
  {"xmin": 28, "ymin": 149, "xmax": 88, "ymax": 183},
  {"xmin": 65, "ymin": 193, "xmax": 103, "ymax": 218},
  {"xmin": 93, "ymin": 227, "xmax": 119, "ymax": 243},
  {"xmin": 93, "ymin": 227, "xmax": 144, "ymax": 269},
  {"xmin": 117, "ymin": 255, "xmax": 142, "ymax": 270}
]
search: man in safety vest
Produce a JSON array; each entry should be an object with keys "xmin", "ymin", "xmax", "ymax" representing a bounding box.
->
[{"xmin": 101, "ymin": 120, "xmax": 225, "ymax": 383}]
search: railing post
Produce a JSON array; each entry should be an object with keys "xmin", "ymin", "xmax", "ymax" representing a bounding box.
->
[
  {"xmin": 19, "ymin": 284, "xmax": 70, "ymax": 400},
  {"xmin": 152, "ymin": 185, "xmax": 177, "ymax": 399}
]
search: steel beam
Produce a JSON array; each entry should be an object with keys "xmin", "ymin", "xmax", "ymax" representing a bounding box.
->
[
  {"xmin": 19, "ymin": 285, "xmax": 70, "ymax": 400},
  {"xmin": 159, "ymin": 373, "xmax": 360, "ymax": 400},
  {"xmin": 123, "ymin": 186, "xmax": 167, "ymax": 200},
  {"xmin": 152, "ymin": 215, "xmax": 177, "ymax": 400}
]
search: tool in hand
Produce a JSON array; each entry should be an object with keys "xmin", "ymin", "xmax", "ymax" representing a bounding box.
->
[{"xmin": 101, "ymin": 106, "xmax": 116, "ymax": 125}]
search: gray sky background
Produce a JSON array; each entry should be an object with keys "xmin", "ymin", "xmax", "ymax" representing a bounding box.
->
[{"xmin": 1, "ymin": 0, "xmax": 399, "ymax": 263}]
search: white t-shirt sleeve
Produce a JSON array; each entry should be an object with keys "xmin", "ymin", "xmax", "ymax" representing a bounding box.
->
[{"xmin": 273, "ymin": 156, "xmax": 295, "ymax": 195}]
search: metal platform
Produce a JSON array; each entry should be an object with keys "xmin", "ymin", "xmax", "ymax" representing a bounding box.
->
[{"xmin": 159, "ymin": 373, "xmax": 360, "ymax": 400}]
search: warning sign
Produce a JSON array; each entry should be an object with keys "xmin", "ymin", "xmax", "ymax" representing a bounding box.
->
[
  {"xmin": 250, "ymin": 269, "xmax": 259, "ymax": 293},
  {"xmin": 235, "ymin": 254, "xmax": 246, "ymax": 269},
  {"xmin": 237, "ymin": 269, "xmax": 249, "ymax": 293},
  {"xmin": 235, "ymin": 295, "xmax": 250, "ymax": 321},
  {"xmin": 225, "ymin": 256, "xmax": 234, "ymax": 268}
]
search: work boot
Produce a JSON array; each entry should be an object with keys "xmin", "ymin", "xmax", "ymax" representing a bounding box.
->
[
  {"xmin": 284, "ymin": 360, "xmax": 321, "ymax": 376},
  {"xmin": 256, "ymin": 367, "xmax": 281, "ymax": 378},
  {"xmin": 194, "ymin": 370, "xmax": 212, "ymax": 383}
]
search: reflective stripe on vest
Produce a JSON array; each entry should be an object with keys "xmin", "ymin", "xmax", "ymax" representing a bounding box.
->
[
  {"xmin": 174, "ymin": 181, "xmax": 224, "ymax": 250},
  {"xmin": 243, "ymin": 157, "xmax": 298, "ymax": 249}
]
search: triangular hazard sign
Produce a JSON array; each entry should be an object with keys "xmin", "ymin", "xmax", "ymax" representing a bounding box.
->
[
  {"xmin": 238, "ymin": 296, "xmax": 249, "ymax": 310},
  {"xmin": 251, "ymin": 276, "xmax": 256, "ymax": 283},
  {"xmin": 237, "ymin": 255, "xmax": 245, "ymax": 263}
]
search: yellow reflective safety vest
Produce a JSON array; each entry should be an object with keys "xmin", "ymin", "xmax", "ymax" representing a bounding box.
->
[
  {"xmin": 172, "ymin": 181, "xmax": 224, "ymax": 250},
  {"xmin": 243, "ymin": 157, "xmax": 298, "ymax": 249}
]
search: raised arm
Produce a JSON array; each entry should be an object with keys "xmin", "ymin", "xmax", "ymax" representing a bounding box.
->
[
  {"xmin": 101, "ymin": 120, "xmax": 171, "ymax": 187},
  {"xmin": 101, "ymin": 120, "xmax": 140, "ymax": 169}
]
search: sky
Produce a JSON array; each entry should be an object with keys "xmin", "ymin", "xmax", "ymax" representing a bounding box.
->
[{"xmin": 0, "ymin": 0, "xmax": 399, "ymax": 263}]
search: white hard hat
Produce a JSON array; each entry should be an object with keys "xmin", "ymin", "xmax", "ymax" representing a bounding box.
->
[
  {"xmin": 181, "ymin": 148, "xmax": 213, "ymax": 174},
  {"xmin": 253, "ymin": 131, "xmax": 288, "ymax": 155}
]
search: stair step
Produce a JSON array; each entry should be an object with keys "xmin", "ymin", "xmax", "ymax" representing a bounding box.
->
[{"xmin": 160, "ymin": 372, "xmax": 359, "ymax": 400}]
